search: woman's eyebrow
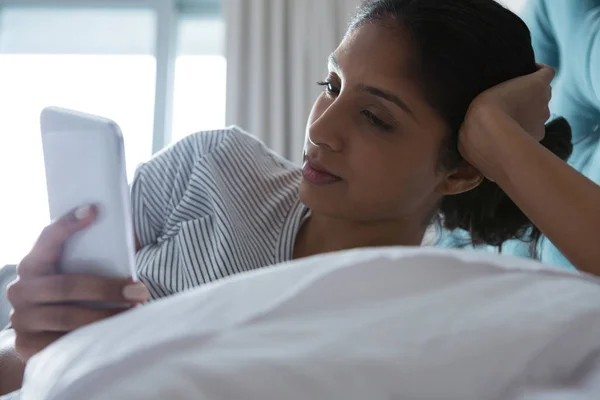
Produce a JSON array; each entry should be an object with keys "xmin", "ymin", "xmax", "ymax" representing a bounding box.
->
[
  {"xmin": 357, "ymin": 84, "xmax": 415, "ymax": 117},
  {"xmin": 327, "ymin": 53, "xmax": 416, "ymax": 118}
]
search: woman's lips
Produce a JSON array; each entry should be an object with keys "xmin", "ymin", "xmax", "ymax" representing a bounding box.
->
[{"xmin": 302, "ymin": 159, "xmax": 341, "ymax": 185}]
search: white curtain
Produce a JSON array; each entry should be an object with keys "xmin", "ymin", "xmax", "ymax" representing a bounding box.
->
[{"xmin": 225, "ymin": 0, "xmax": 361, "ymax": 164}]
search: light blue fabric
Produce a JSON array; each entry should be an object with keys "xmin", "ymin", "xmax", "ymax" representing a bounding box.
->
[{"xmin": 439, "ymin": 0, "xmax": 600, "ymax": 268}]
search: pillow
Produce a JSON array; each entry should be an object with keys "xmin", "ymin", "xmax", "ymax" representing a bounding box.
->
[{"xmin": 20, "ymin": 248, "xmax": 600, "ymax": 400}]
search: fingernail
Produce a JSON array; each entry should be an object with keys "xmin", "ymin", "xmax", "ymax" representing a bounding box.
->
[
  {"xmin": 123, "ymin": 282, "xmax": 150, "ymax": 302},
  {"xmin": 73, "ymin": 205, "xmax": 92, "ymax": 221}
]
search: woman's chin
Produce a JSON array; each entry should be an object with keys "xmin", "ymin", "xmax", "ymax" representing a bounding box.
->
[{"xmin": 298, "ymin": 178, "xmax": 347, "ymax": 215}]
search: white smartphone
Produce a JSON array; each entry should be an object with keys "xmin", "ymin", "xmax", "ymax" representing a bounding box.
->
[{"xmin": 40, "ymin": 106, "xmax": 137, "ymax": 280}]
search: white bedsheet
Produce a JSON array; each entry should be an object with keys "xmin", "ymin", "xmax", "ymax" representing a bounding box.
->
[{"xmin": 19, "ymin": 248, "xmax": 600, "ymax": 399}]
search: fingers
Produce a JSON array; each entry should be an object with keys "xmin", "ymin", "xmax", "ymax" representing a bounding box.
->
[
  {"xmin": 534, "ymin": 64, "xmax": 553, "ymax": 130},
  {"xmin": 7, "ymin": 274, "xmax": 149, "ymax": 362},
  {"xmin": 7, "ymin": 275, "xmax": 149, "ymax": 307},
  {"xmin": 10, "ymin": 305, "xmax": 122, "ymax": 333},
  {"xmin": 18, "ymin": 205, "xmax": 97, "ymax": 278},
  {"xmin": 535, "ymin": 63, "xmax": 556, "ymax": 84},
  {"xmin": 9, "ymin": 203, "xmax": 148, "ymax": 363}
]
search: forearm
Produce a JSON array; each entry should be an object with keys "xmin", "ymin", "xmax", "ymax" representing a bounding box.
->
[
  {"xmin": 0, "ymin": 329, "xmax": 24, "ymax": 395},
  {"xmin": 491, "ymin": 117, "xmax": 600, "ymax": 274}
]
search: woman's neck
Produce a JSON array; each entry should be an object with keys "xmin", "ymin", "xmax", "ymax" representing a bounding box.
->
[{"xmin": 293, "ymin": 212, "xmax": 426, "ymax": 259}]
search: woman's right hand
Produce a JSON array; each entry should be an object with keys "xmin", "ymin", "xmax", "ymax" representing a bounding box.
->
[{"xmin": 7, "ymin": 205, "xmax": 150, "ymax": 362}]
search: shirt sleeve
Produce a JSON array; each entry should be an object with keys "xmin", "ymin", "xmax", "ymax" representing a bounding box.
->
[
  {"xmin": 131, "ymin": 161, "xmax": 170, "ymax": 248},
  {"xmin": 130, "ymin": 129, "xmax": 231, "ymax": 248}
]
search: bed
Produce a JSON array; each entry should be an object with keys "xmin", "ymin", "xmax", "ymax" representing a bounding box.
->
[{"xmin": 10, "ymin": 247, "xmax": 600, "ymax": 400}]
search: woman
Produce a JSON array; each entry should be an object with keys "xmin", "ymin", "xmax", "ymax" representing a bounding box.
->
[{"xmin": 2, "ymin": 0, "xmax": 600, "ymax": 394}]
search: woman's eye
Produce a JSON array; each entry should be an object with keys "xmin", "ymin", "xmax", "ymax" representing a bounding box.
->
[
  {"xmin": 362, "ymin": 110, "xmax": 393, "ymax": 132},
  {"xmin": 317, "ymin": 80, "xmax": 340, "ymax": 95}
]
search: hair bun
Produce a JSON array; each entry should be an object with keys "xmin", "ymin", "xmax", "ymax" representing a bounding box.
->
[
  {"xmin": 541, "ymin": 117, "xmax": 573, "ymax": 161},
  {"xmin": 440, "ymin": 117, "xmax": 573, "ymax": 252}
]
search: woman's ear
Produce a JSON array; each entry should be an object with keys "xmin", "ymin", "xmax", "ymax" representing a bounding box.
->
[{"xmin": 435, "ymin": 162, "xmax": 484, "ymax": 195}]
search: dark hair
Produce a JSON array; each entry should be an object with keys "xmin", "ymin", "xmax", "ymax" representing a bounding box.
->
[{"xmin": 349, "ymin": 0, "xmax": 573, "ymax": 252}]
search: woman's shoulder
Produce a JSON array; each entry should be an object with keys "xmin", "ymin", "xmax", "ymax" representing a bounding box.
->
[
  {"xmin": 132, "ymin": 127, "xmax": 305, "ymax": 288},
  {"xmin": 135, "ymin": 126, "xmax": 299, "ymax": 187},
  {"xmin": 165, "ymin": 126, "xmax": 297, "ymax": 172},
  {"xmin": 132, "ymin": 126, "xmax": 302, "ymax": 235}
]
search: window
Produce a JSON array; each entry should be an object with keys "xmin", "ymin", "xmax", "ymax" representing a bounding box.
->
[
  {"xmin": 0, "ymin": 2, "xmax": 225, "ymax": 266},
  {"xmin": 172, "ymin": 16, "xmax": 226, "ymax": 143},
  {"xmin": 172, "ymin": 55, "xmax": 227, "ymax": 142},
  {"xmin": 0, "ymin": 54, "xmax": 156, "ymax": 180}
]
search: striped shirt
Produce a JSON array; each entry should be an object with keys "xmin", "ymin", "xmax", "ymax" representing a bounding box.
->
[{"xmin": 132, "ymin": 127, "xmax": 310, "ymax": 299}]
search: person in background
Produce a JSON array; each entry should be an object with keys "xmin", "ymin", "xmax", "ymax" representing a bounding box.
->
[
  {"xmin": 519, "ymin": 0, "xmax": 600, "ymax": 265},
  {"xmin": 2, "ymin": 0, "xmax": 600, "ymax": 395},
  {"xmin": 440, "ymin": 0, "xmax": 600, "ymax": 264}
]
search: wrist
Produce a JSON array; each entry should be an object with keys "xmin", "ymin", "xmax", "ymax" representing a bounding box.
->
[
  {"xmin": 482, "ymin": 114, "xmax": 540, "ymax": 185},
  {"xmin": 461, "ymin": 105, "xmax": 528, "ymax": 181}
]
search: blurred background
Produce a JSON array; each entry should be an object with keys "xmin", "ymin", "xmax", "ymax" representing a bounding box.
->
[{"xmin": 0, "ymin": 0, "xmax": 526, "ymax": 266}]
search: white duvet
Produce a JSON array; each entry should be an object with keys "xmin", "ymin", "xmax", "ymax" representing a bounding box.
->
[{"xmin": 19, "ymin": 248, "xmax": 600, "ymax": 399}]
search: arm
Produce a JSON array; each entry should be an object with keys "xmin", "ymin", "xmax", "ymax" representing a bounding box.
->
[
  {"xmin": 477, "ymin": 112, "xmax": 600, "ymax": 275},
  {"xmin": 0, "ymin": 330, "xmax": 24, "ymax": 395}
]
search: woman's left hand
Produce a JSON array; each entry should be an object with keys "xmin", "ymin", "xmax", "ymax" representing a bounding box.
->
[
  {"xmin": 457, "ymin": 65, "xmax": 600, "ymax": 276},
  {"xmin": 458, "ymin": 64, "xmax": 555, "ymax": 181}
]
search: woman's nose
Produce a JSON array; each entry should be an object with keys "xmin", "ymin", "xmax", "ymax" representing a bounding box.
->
[{"xmin": 308, "ymin": 112, "xmax": 345, "ymax": 152}]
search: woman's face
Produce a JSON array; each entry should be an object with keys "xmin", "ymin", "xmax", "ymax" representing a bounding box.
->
[{"xmin": 299, "ymin": 22, "xmax": 455, "ymax": 224}]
